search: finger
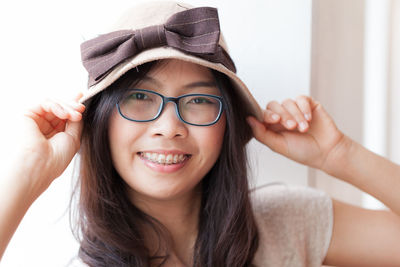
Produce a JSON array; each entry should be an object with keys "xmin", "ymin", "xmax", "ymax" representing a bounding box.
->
[
  {"xmin": 267, "ymin": 101, "xmax": 297, "ymax": 130},
  {"xmin": 39, "ymin": 100, "xmax": 68, "ymax": 120},
  {"xmin": 64, "ymin": 95, "xmax": 86, "ymax": 113},
  {"xmin": 26, "ymin": 101, "xmax": 56, "ymax": 120},
  {"xmin": 50, "ymin": 95, "xmax": 85, "ymax": 114},
  {"xmin": 42, "ymin": 98, "xmax": 84, "ymax": 122},
  {"xmin": 35, "ymin": 100, "xmax": 75, "ymax": 134},
  {"xmin": 75, "ymin": 92, "xmax": 87, "ymax": 104},
  {"xmin": 263, "ymin": 109, "xmax": 280, "ymax": 124},
  {"xmin": 61, "ymin": 100, "xmax": 85, "ymax": 112},
  {"xmin": 32, "ymin": 101, "xmax": 68, "ymax": 134},
  {"xmin": 24, "ymin": 98, "xmax": 83, "ymax": 138},
  {"xmin": 73, "ymin": 92, "xmax": 84, "ymax": 102},
  {"xmin": 24, "ymin": 110, "xmax": 57, "ymax": 137},
  {"xmin": 48, "ymin": 120, "xmax": 83, "ymax": 178},
  {"xmin": 45, "ymin": 119, "xmax": 67, "ymax": 139},
  {"xmin": 57, "ymin": 102, "xmax": 83, "ymax": 121},
  {"xmin": 246, "ymin": 116, "xmax": 288, "ymax": 155},
  {"xmin": 64, "ymin": 92, "xmax": 85, "ymax": 149},
  {"xmin": 39, "ymin": 101, "xmax": 69, "ymax": 135},
  {"xmin": 282, "ymin": 99, "xmax": 309, "ymax": 133},
  {"xmin": 295, "ymin": 95, "xmax": 312, "ymax": 121},
  {"xmin": 309, "ymin": 97, "xmax": 321, "ymax": 111}
]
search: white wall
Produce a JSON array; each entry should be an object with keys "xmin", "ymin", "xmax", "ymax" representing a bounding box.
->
[
  {"xmin": 309, "ymin": 0, "xmax": 399, "ymax": 209},
  {"xmin": 388, "ymin": 0, "xmax": 400, "ymax": 165},
  {"xmin": 362, "ymin": 0, "xmax": 390, "ymax": 209},
  {"xmin": 0, "ymin": 0, "xmax": 312, "ymax": 266},
  {"xmin": 309, "ymin": 0, "xmax": 367, "ymax": 207}
]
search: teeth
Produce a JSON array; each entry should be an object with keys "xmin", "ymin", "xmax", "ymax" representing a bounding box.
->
[
  {"xmin": 157, "ymin": 154, "xmax": 166, "ymax": 164},
  {"xmin": 139, "ymin": 152, "xmax": 189, "ymax": 165},
  {"xmin": 166, "ymin": 154, "xmax": 173, "ymax": 164}
]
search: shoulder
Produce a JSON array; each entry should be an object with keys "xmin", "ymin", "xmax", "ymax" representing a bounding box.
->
[
  {"xmin": 250, "ymin": 182, "xmax": 332, "ymax": 217},
  {"xmin": 250, "ymin": 183, "xmax": 334, "ymax": 267}
]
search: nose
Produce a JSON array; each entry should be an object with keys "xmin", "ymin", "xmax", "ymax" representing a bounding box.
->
[{"xmin": 150, "ymin": 102, "xmax": 188, "ymax": 139}]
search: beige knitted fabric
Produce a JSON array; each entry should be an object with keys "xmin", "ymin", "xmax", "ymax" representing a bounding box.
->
[{"xmin": 251, "ymin": 183, "xmax": 334, "ymax": 267}]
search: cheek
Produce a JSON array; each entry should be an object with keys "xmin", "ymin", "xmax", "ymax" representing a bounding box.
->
[
  {"xmin": 196, "ymin": 114, "xmax": 226, "ymax": 159},
  {"xmin": 213, "ymin": 113, "xmax": 226, "ymax": 145},
  {"xmin": 108, "ymin": 112, "xmax": 145, "ymax": 172},
  {"xmin": 109, "ymin": 112, "xmax": 127, "ymax": 157}
]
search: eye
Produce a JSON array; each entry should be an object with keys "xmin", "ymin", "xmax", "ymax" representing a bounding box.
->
[
  {"xmin": 188, "ymin": 97, "xmax": 213, "ymax": 104},
  {"xmin": 129, "ymin": 92, "xmax": 148, "ymax": 100}
]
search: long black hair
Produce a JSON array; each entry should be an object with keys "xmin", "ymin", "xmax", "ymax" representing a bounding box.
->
[{"xmin": 74, "ymin": 60, "xmax": 259, "ymax": 266}]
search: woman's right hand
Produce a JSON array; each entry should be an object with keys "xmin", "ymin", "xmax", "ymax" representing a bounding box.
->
[{"xmin": 14, "ymin": 92, "xmax": 86, "ymax": 198}]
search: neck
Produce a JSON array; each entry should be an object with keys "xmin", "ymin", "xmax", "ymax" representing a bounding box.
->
[{"xmin": 128, "ymin": 183, "xmax": 202, "ymax": 258}]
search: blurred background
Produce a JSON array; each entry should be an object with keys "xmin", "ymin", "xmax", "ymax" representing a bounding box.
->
[{"xmin": 0, "ymin": 0, "xmax": 398, "ymax": 266}]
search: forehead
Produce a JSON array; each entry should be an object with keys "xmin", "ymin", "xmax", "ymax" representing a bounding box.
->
[{"xmin": 144, "ymin": 59, "xmax": 214, "ymax": 83}]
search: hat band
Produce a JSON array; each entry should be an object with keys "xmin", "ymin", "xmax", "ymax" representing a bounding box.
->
[{"xmin": 80, "ymin": 7, "xmax": 237, "ymax": 87}]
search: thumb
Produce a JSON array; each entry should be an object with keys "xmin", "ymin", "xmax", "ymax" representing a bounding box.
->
[
  {"xmin": 65, "ymin": 119, "xmax": 84, "ymax": 151},
  {"xmin": 49, "ymin": 119, "xmax": 83, "ymax": 160},
  {"xmin": 74, "ymin": 91, "xmax": 84, "ymax": 103},
  {"xmin": 47, "ymin": 120, "xmax": 83, "ymax": 178},
  {"xmin": 246, "ymin": 116, "xmax": 288, "ymax": 155},
  {"xmin": 64, "ymin": 91, "xmax": 85, "ymax": 151}
]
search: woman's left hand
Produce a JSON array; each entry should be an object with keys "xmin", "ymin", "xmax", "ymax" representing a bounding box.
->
[{"xmin": 246, "ymin": 95, "xmax": 350, "ymax": 172}]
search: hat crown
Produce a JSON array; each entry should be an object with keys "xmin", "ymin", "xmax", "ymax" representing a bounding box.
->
[
  {"xmin": 107, "ymin": 1, "xmax": 229, "ymax": 53},
  {"xmin": 79, "ymin": 1, "xmax": 264, "ymax": 125}
]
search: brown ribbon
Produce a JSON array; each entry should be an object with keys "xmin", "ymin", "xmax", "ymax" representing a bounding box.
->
[{"xmin": 80, "ymin": 7, "xmax": 236, "ymax": 86}]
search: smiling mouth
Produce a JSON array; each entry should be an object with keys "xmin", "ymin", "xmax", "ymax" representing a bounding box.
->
[{"xmin": 137, "ymin": 152, "xmax": 192, "ymax": 165}]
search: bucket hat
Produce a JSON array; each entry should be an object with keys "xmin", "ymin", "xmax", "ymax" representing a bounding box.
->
[{"xmin": 79, "ymin": 1, "xmax": 263, "ymax": 121}]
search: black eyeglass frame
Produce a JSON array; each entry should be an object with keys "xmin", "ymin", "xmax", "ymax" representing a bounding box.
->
[{"xmin": 116, "ymin": 89, "xmax": 225, "ymax": 126}]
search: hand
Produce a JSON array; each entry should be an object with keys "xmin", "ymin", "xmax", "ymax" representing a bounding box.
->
[
  {"xmin": 12, "ymin": 92, "xmax": 85, "ymax": 197},
  {"xmin": 246, "ymin": 95, "xmax": 350, "ymax": 173}
]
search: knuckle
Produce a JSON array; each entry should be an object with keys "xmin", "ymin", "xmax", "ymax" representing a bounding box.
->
[
  {"xmin": 295, "ymin": 95, "xmax": 308, "ymax": 102},
  {"xmin": 294, "ymin": 113, "xmax": 305, "ymax": 121},
  {"xmin": 264, "ymin": 109, "xmax": 273, "ymax": 116},
  {"xmin": 266, "ymin": 100, "xmax": 279, "ymax": 109},
  {"xmin": 282, "ymin": 98, "xmax": 294, "ymax": 106}
]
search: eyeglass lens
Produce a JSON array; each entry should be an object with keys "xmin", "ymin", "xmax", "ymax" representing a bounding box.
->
[{"xmin": 118, "ymin": 89, "xmax": 222, "ymax": 125}]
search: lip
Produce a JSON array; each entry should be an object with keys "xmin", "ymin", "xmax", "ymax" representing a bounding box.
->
[{"xmin": 137, "ymin": 150, "xmax": 192, "ymax": 173}]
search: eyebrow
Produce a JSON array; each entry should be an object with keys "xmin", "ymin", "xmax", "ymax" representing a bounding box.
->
[
  {"xmin": 184, "ymin": 81, "xmax": 218, "ymax": 89},
  {"xmin": 141, "ymin": 75, "xmax": 218, "ymax": 90}
]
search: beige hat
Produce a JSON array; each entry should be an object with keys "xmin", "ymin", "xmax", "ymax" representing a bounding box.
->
[{"xmin": 79, "ymin": 1, "xmax": 263, "ymax": 121}]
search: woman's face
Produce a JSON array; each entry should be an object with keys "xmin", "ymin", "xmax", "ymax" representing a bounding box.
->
[{"xmin": 108, "ymin": 59, "xmax": 226, "ymax": 203}]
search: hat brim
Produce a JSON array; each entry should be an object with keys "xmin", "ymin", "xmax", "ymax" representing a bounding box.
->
[{"xmin": 79, "ymin": 46, "xmax": 263, "ymax": 121}]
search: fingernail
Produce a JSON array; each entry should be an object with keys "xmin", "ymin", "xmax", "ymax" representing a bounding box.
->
[
  {"xmin": 56, "ymin": 105, "xmax": 66, "ymax": 115},
  {"xmin": 271, "ymin": 114, "xmax": 280, "ymax": 121},
  {"xmin": 72, "ymin": 102, "xmax": 84, "ymax": 109},
  {"xmin": 299, "ymin": 121, "xmax": 308, "ymax": 131},
  {"xmin": 286, "ymin": 120, "xmax": 296, "ymax": 128},
  {"xmin": 304, "ymin": 113, "xmax": 311, "ymax": 121}
]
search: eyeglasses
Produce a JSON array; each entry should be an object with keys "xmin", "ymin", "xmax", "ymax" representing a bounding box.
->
[{"xmin": 116, "ymin": 89, "xmax": 224, "ymax": 126}]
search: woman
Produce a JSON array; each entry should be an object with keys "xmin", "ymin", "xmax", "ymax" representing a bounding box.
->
[{"xmin": 1, "ymin": 2, "xmax": 400, "ymax": 266}]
